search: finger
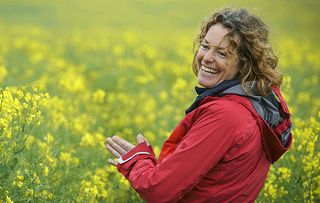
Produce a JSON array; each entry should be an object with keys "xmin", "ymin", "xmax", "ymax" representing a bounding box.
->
[
  {"xmin": 136, "ymin": 134, "xmax": 145, "ymax": 144},
  {"xmin": 107, "ymin": 137, "xmax": 127, "ymax": 156},
  {"xmin": 108, "ymin": 158, "xmax": 118, "ymax": 166},
  {"xmin": 106, "ymin": 144, "xmax": 122, "ymax": 158},
  {"xmin": 137, "ymin": 134, "xmax": 150, "ymax": 146},
  {"xmin": 112, "ymin": 136, "xmax": 135, "ymax": 151},
  {"xmin": 143, "ymin": 137, "xmax": 150, "ymax": 146}
]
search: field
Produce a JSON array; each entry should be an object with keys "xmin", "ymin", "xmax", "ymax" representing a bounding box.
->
[{"xmin": 0, "ymin": 0, "xmax": 319, "ymax": 202}]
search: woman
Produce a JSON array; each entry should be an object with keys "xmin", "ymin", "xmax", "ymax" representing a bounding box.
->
[{"xmin": 106, "ymin": 8, "xmax": 292, "ymax": 202}]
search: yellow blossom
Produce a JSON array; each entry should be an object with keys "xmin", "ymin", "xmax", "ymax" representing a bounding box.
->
[
  {"xmin": 92, "ymin": 89, "xmax": 106, "ymax": 103},
  {"xmin": 43, "ymin": 166, "xmax": 49, "ymax": 176}
]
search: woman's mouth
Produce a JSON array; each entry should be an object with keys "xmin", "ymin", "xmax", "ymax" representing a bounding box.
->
[{"xmin": 201, "ymin": 66, "xmax": 219, "ymax": 75}]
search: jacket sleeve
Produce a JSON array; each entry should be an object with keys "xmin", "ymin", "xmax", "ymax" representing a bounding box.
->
[{"xmin": 117, "ymin": 101, "xmax": 240, "ymax": 202}]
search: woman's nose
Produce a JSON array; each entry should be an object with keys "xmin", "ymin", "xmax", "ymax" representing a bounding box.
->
[{"xmin": 203, "ymin": 50, "xmax": 215, "ymax": 63}]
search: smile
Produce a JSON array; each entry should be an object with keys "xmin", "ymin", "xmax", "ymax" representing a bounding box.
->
[{"xmin": 201, "ymin": 66, "xmax": 219, "ymax": 75}]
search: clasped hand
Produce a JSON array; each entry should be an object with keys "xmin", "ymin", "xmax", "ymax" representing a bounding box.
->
[{"xmin": 105, "ymin": 134, "xmax": 149, "ymax": 166}]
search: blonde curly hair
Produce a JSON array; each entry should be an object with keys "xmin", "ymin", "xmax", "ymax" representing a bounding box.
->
[{"xmin": 192, "ymin": 8, "xmax": 282, "ymax": 96}]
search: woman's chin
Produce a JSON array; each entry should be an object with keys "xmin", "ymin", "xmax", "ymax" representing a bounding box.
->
[
  {"xmin": 198, "ymin": 82, "xmax": 217, "ymax": 88},
  {"xmin": 198, "ymin": 79, "xmax": 219, "ymax": 88}
]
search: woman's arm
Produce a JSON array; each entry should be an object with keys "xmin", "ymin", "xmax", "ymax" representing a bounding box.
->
[{"xmin": 106, "ymin": 101, "xmax": 241, "ymax": 202}]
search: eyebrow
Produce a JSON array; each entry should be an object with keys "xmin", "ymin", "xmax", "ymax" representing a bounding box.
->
[{"xmin": 203, "ymin": 39, "xmax": 227, "ymax": 50}]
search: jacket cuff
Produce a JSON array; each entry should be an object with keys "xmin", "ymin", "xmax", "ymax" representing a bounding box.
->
[{"xmin": 117, "ymin": 142, "xmax": 156, "ymax": 177}]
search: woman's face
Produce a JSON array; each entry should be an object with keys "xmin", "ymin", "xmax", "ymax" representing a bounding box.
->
[{"xmin": 196, "ymin": 23, "xmax": 239, "ymax": 88}]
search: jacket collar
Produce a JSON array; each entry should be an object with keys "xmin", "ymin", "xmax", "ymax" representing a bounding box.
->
[{"xmin": 185, "ymin": 79, "xmax": 240, "ymax": 114}]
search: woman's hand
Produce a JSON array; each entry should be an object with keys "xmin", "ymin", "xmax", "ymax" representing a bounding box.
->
[{"xmin": 105, "ymin": 134, "xmax": 149, "ymax": 166}]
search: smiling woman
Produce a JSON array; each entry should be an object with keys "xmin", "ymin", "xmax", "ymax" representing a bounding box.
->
[{"xmin": 106, "ymin": 7, "xmax": 293, "ymax": 202}]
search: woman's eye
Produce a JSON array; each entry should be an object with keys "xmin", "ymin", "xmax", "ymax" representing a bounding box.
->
[
  {"xmin": 200, "ymin": 43, "xmax": 210, "ymax": 50},
  {"xmin": 217, "ymin": 51, "xmax": 226, "ymax": 57}
]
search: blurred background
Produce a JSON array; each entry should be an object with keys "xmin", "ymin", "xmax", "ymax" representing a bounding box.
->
[
  {"xmin": 0, "ymin": 0, "xmax": 319, "ymax": 202},
  {"xmin": 0, "ymin": 0, "xmax": 319, "ymax": 40}
]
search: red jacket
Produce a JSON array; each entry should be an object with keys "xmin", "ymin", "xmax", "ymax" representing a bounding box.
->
[{"xmin": 117, "ymin": 92, "xmax": 291, "ymax": 202}]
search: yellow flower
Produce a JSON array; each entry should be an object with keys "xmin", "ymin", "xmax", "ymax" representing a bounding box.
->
[
  {"xmin": 277, "ymin": 167, "xmax": 291, "ymax": 181},
  {"xmin": 80, "ymin": 132, "xmax": 95, "ymax": 147},
  {"xmin": 92, "ymin": 89, "xmax": 106, "ymax": 103},
  {"xmin": 5, "ymin": 195, "xmax": 13, "ymax": 203},
  {"xmin": 172, "ymin": 78, "xmax": 187, "ymax": 96},
  {"xmin": 33, "ymin": 172, "xmax": 40, "ymax": 184},
  {"xmin": 59, "ymin": 152, "xmax": 72, "ymax": 163},
  {"xmin": 43, "ymin": 166, "xmax": 49, "ymax": 176},
  {"xmin": 153, "ymin": 145, "xmax": 160, "ymax": 158},
  {"xmin": 59, "ymin": 151, "xmax": 79, "ymax": 166},
  {"xmin": 45, "ymin": 133, "xmax": 54, "ymax": 144},
  {"xmin": 160, "ymin": 90, "xmax": 168, "ymax": 101}
]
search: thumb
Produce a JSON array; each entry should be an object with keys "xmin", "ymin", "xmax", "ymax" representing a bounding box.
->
[
  {"xmin": 143, "ymin": 137, "xmax": 150, "ymax": 146},
  {"xmin": 136, "ymin": 134, "xmax": 145, "ymax": 144}
]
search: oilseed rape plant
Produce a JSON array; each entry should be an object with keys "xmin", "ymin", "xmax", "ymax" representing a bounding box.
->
[
  {"xmin": 0, "ymin": 84, "xmax": 49, "ymax": 201},
  {"xmin": 0, "ymin": 2, "xmax": 320, "ymax": 202}
]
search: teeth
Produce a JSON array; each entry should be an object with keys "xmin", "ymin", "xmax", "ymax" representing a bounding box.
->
[{"xmin": 201, "ymin": 66, "xmax": 219, "ymax": 74}]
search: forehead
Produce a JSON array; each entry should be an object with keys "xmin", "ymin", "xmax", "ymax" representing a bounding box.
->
[{"xmin": 204, "ymin": 23, "xmax": 231, "ymax": 47}]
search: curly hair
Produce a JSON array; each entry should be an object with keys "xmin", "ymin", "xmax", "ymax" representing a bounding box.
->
[{"xmin": 192, "ymin": 8, "xmax": 282, "ymax": 96}]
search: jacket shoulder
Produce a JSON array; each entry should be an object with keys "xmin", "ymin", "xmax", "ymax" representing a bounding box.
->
[
  {"xmin": 200, "ymin": 95, "xmax": 252, "ymax": 112},
  {"xmin": 195, "ymin": 95, "xmax": 255, "ymax": 123}
]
